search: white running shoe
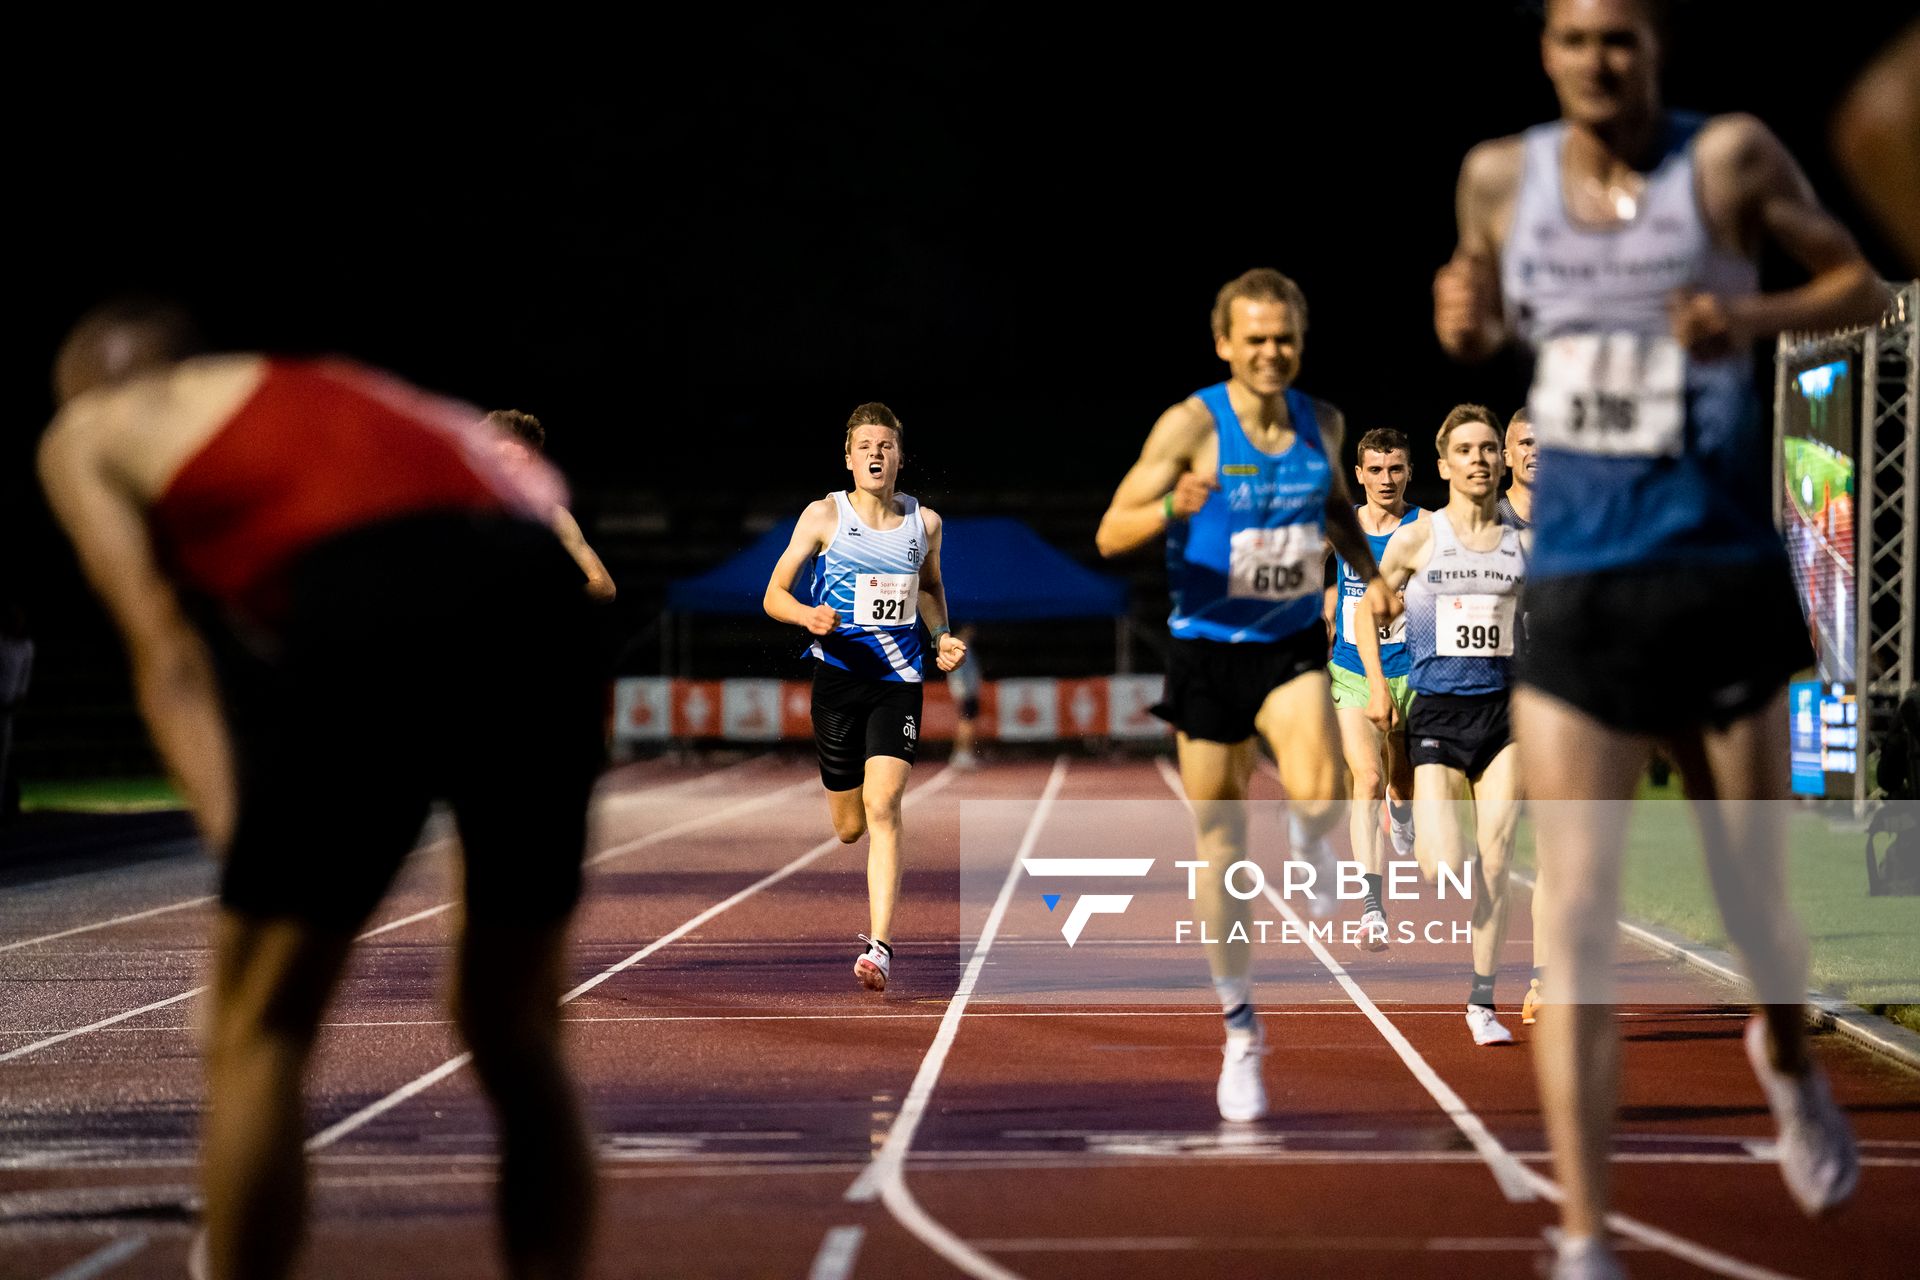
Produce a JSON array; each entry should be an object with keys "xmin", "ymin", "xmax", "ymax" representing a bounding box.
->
[
  {"xmin": 1217, "ymin": 1023, "xmax": 1270, "ymax": 1122},
  {"xmin": 854, "ymin": 935, "xmax": 892, "ymax": 992},
  {"xmin": 1550, "ymin": 1235, "xmax": 1624, "ymax": 1280},
  {"xmin": 1389, "ymin": 810, "xmax": 1415, "ymax": 860},
  {"xmin": 1743, "ymin": 1017, "xmax": 1859, "ymax": 1215},
  {"xmin": 1465, "ymin": 1004, "xmax": 1514, "ymax": 1046},
  {"xmin": 1356, "ymin": 906, "xmax": 1389, "ymax": 953}
]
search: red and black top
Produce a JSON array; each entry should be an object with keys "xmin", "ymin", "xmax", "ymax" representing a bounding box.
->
[{"xmin": 148, "ymin": 359, "xmax": 555, "ymax": 621}]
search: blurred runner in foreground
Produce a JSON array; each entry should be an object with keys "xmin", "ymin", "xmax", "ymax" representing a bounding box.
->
[{"xmin": 40, "ymin": 300, "xmax": 601, "ymax": 1280}]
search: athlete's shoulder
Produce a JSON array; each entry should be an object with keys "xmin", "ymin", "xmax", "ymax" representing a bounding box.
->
[
  {"xmin": 1167, "ymin": 394, "xmax": 1216, "ymax": 432},
  {"xmin": 796, "ymin": 495, "xmax": 840, "ymax": 536},
  {"xmin": 1690, "ymin": 111, "xmax": 1789, "ymax": 177},
  {"xmin": 1459, "ymin": 134, "xmax": 1527, "ymax": 199},
  {"xmin": 1146, "ymin": 396, "xmax": 1215, "ymax": 455},
  {"xmin": 1392, "ymin": 508, "xmax": 1437, "ymax": 555},
  {"xmin": 918, "ymin": 504, "xmax": 943, "ymax": 538},
  {"xmin": 43, "ymin": 355, "xmax": 264, "ymax": 489}
]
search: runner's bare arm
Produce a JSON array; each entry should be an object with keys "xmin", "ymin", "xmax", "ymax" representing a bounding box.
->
[
  {"xmin": 763, "ymin": 499, "xmax": 840, "ymax": 635},
  {"xmin": 1373, "ymin": 520, "xmax": 1428, "ymax": 598},
  {"xmin": 1681, "ymin": 115, "xmax": 1891, "ymax": 353},
  {"xmin": 38, "ymin": 423, "xmax": 236, "ymax": 851},
  {"xmin": 1834, "ymin": 22, "xmax": 1920, "ymax": 273},
  {"xmin": 1354, "ymin": 520, "xmax": 1427, "ymax": 686},
  {"xmin": 916, "ymin": 509, "xmax": 967, "ymax": 673},
  {"xmin": 1095, "ymin": 401, "xmax": 1214, "ymax": 558},
  {"xmin": 549, "ymin": 506, "xmax": 616, "ymax": 602},
  {"xmin": 1319, "ymin": 407, "xmax": 1403, "ymax": 646},
  {"xmin": 1318, "ymin": 406, "xmax": 1378, "ymax": 580},
  {"xmin": 1435, "ymin": 137, "xmax": 1523, "ymax": 362}
]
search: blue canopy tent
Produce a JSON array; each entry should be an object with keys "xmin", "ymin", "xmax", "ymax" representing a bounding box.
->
[{"xmin": 662, "ymin": 516, "xmax": 1131, "ymax": 671}]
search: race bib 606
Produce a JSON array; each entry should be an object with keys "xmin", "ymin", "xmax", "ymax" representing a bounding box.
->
[
  {"xmin": 1436, "ymin": 594, "xmax": 1515, "ymax": 657},
  {"xmin": 855, "ymin": 573, "xmax": 918, "ymax": 626},
  {"xmin": 1228, "ymin": 525, "xmax": 1324, "ymax": 601},
  {"xmin": 1531, "ymin": 332, "xmax": 1685, "ymax": 458}
]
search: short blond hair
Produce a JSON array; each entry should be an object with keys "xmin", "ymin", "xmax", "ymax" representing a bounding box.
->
[
  {"xmin": 1436, "ymin": 403, "xmax": 1500, "ymax": 457},
  {"xmin": 1211, "ymin": 268, "xmax": 1309, "ymax": 339},
  {"xmin": 844, "ymin": 402, "xmax": 903, "ymax": 452}
]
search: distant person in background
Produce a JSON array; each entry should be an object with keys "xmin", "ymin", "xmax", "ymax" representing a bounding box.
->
[
  {"xmin": 486, "ymin": 409, "xmax": 617, "ymax": 603},
  {"xmin": 1322, "ymin": 426, "xmax": 1420, "ymax": 954},
  {"xmin": 0, "ymin": 595, "xmax": 30, "ymax": 821},
  {"xmin": 948, "ymin": 624, "xmax": 982, "ymax": 768},
  {"xmin": 40, "ymin": 300, "xmax": 601, "ymax": 1280},
  {"xmin": 1498, "ymin": 406, "xmax": 1536, "ymax": 529},
  {"xmin": 1834, "ymin": 20, "xmax": 1920, "ymax": 273}
]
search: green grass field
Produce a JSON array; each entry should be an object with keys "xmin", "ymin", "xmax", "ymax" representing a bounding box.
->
[
  {"xmin": 1513, "ymin": 781, "xmax": 1920, "ymax": 1035},
  {"xmin": 20, "ymin": 777, "xmax": 183, "ymax": 813}
]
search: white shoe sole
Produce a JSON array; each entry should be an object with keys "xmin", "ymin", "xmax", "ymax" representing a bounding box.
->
[{"xmin": 855, "ymin": 957, "xmax": 887, "ymax": 992}]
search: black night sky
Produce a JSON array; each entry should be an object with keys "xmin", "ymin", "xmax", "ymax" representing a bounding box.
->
[{"xmin": 6, "ymin": 4, "xmax": 1912, "ymax": 772}]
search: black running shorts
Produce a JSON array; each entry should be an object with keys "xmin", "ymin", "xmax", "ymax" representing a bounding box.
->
[
  {"xmin": 1516, "ymin": 556, "xmax": 1812, "ymax": 734},
  {"xmin": 1407, "ymin": 690, "xmax": 1514, "ymax": 780},
  {"xmin": 1152, "ymin": 625, "xmax": 1329, "ymax": 745},
  {"xmin": 211, "ymin": 514, "xmax": 605, "ymax": 933},
  {"xmin": 811, "ymin": 660, "xmax": 924, "ymax": 792}
]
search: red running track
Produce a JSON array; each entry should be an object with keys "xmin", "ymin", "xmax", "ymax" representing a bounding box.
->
[{"xmin": 1, "ymin": 755, "xmax": 1916, "ymax": 1278}]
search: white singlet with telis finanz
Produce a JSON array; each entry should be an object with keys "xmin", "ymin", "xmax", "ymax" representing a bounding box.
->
[
  {"xmin": 1403, "ymin": 509, "xmax": 1526, "ymax": 698},
  {"xmin": 809, "ymin": 490, "xmax": 928, "ymax": 683}
]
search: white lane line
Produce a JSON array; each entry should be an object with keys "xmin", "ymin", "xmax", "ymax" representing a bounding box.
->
[
  {"xmin": 842, "ymin": 757, "xmax": 1068, "ymax": 1280},
  {"xmin": 559, "ymin": 768, "xmax": 950, "ymax": 1004},
  {"xmin": 1152, "ymin": 760, "xmax": 1802, "ymax": 1280},
  {"xmin": 307, "ymin": 767, "xmax": 958, "ymax": 1152},
  {"xmin": 594, "ymin": 753, "xmax": 772, "ymax": 804},
  {"xmin": 3, "ymin": 1008, "xmax": 1728, "ymax": 1035},
  {"xmin": 807, "ymin": 1225, "xmax": 867, "ymax": 1280},
  {"xmin": 1148, "ymin": 756, "xmax": 1533, "ymax": 1202},
  {"xmin": 42, "ymin": 1235, "xmax": 148, "ymax": 1280},
  {"xmin": 845, "ymin": 756, "xmax": 1067, "ymax": 1202},
  {"xmin": 0, "ymin": 758, "xmax": 770, "ymax": 957},
  {"xmin": 0, "ymin": 776, "xmax": 818, "ymax": 1064},
  {"xmin": 581, "ymin": 778, "xmax": 816, "ymax": 870},
  {"xmin": 0, "ymin": 897, "xmax": 217, "ymax": 956},
  {"xmin": 356, "ymin": 903, "xmax": 453, "ymax": 940},
  {"xmin": 0, "ymin": 987, "xmax": 207, "ymax": 1064},
  {"xmin": 305, "ymin": 1054, "xmax": 475, "ymax": 1151}
]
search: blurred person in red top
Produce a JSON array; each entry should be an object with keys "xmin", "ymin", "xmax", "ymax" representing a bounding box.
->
[{"xmin": 39, "ymin": 299, "xmax": 601, "ymax": 1280}]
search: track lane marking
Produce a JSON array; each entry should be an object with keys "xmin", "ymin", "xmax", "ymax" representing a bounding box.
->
[
  {"xmin": 0, "ymin": 773, "xmax": 815, "ymax": 1065},
  {"xmin": 40, "ymin": 1235, "xmax": 148, "ymax": 1280},
  {"xmin": 1153, "ymin": 757, "xmax": 1804, "ymax": 1280},
  {"xmin": 842, "ymin": 755, "xmax": 1068, "ymax": 1280},
  {"xmin": 807, "ymin": 1225, "xmax": 866, "ymax": 1280},
  {"xmin": 0, "ymin": 898, "xmax": 217, "ymax": 956},
  {"xmin": 0, "ymin": 987, "xmax": 208, "ymax": 1064},
  {"xmin": 0, "ymin": 757, "xmax": 771, "ymax": 957},
  {"xmin": 307, "ymin": 766, "xmax": 959, "ymax": 1152}
]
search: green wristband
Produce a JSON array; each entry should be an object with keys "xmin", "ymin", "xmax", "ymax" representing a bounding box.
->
[
  {"xmin": 930, "ymin": 624, "xmax": 951, "ymax": 641},
  {"xmin": 1163, "ymin": 492, "xmax": 1177, "ymax": 521}
]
